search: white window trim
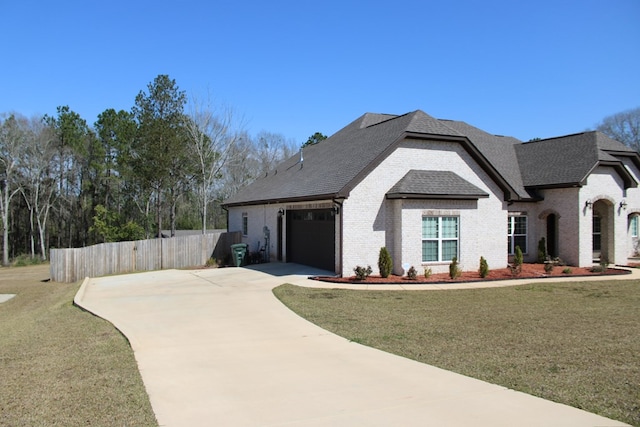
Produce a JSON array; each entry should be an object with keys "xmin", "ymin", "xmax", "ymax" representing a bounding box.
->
[
  {"xmin": 630, "ymin": 215, "xmax": 638, "ymax": 238},
  {"xmin": 507, "ymin": 214, "xmax": 528, "ymax": 255},
  {"xmin": 422, "ymin": 216, "xmax": 459, "ymax": 263},
  {"xmin": 242, "ymin": 212, "xmax": 248, "ymax": 236}
]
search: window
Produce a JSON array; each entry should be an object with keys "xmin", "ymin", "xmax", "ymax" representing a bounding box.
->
[
  {"xmin": 507, "ymin": 215, "xmax": 527, "ymax": 254},
  {"xmin": 422, "ymin": 216, "xmax": 459, "ymax": 262},
  {"xmin": 242, "ymin": 213, "xmax": 248, "ymax": 236},
  {"xmin": 631, "ymin": 215, "xmax": 638, "ymax": 238},
  {"xmin": 593, "ymin": 215, "xmax": 601, "ymax": 251}
]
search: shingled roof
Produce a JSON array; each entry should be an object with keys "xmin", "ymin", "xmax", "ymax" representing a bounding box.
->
[
  {"xmin": 386, "ymin": 170, "xmax": 489, "ymax": 199},
  {"xmin": 223, "ymin": 110, "xmax": 471, "ymax": 206},
  {"xmin": 223, "ymin": 111, "xmax": 639, "ymax": 207},
  {"xmin": 515, "ymin": 131, "xmax": 639, "ymax": 189}
]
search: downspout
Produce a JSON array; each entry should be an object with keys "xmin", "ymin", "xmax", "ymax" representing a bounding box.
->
[{"xmin": 333, "ymin": 198, "xmax": 344, "ymax": 276}]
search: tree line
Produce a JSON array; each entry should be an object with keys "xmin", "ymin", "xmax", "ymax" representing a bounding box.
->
[{"xmin": 0, "ymin": 74, "xmax": 301, "ymax": 265}]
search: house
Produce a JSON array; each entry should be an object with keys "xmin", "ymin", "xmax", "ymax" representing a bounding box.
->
[{"xmin": 222, "ymin": 110, "xmax": 640, "ymax": 276}]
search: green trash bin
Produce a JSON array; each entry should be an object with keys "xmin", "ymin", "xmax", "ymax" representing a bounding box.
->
[{"xmin": 231, "ymin": 243, "xmax": 248, "ymax": 267}]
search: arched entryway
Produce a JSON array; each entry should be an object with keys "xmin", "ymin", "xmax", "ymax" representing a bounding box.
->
[
  {"xmin": 592, "ymin": 199, "xmax": 614, "ymax": 263},
  {"xmin": 627, "ymin": 212, "xmax": 640, "ymax": 258},
  {"xmin": 538, "ymin": 210, "xmax": 560, "ymax": 259}
]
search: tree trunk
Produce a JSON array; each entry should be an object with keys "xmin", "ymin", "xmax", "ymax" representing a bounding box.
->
[
  {"xmin": 201, "ymin": 181, "xmax": 207, "ymax": 235},
  {"xmin": 155, "ymin": 191, "xmax": 162, "ymax": 238},
  {"xmin": 170, "ymin": 198, "xmax": 176, "ymax": 237},
  {"xmin": 2, "ymin": 193, "xmax": 9, "ymax": 266}
]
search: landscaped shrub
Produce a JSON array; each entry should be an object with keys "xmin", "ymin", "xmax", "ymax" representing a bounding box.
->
[
  {"xmin": 537, "ymin": 237, "xmax": 547, "ymax": 263},
  {"xmin": 562, "ymin": 267, "xmax": 573, "ymax": 274},
  {"xmin": 514, "ymin": 245, "xmax": 523, "ymax": 267},
  {"xmin": 449, "ymin": 257, "xmax": 461, "ymax": 279},
  {"xmin": 510, "ymin": 246, "xmax": 523, "ymax": 276},
  {"xmin": 378, "ymin": 247, "xmax": 393, "ymax": 278},
  {"xmin": 478, "ymin": 256, "xmax": 489, "ymax": 278},
  {"xmin": 424, "ymin": 267, "xmax": 432, "ymax": 279},
  {"xmin": 354, "ymin": 265, "xmax": 373, "ymax": 280},
  {"xmin": 407, "ymin": 266, "xmax": 417, "ymax": 280},
  {"xmin": 600, "ymin": 256, "xmax": 609, "ymax": 271},
  {"xmin": 544, "ymin": 262, "xmax": 554, "ymax": 274}
]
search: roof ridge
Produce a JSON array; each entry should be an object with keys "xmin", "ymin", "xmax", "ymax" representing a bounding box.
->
[
  {"xmin": 528, "ymin": 131, "xmax": 594, "ymax": 143},
  {"xmin": 359, "ymin": 112, "xmax": 401, "ymax": 129}
]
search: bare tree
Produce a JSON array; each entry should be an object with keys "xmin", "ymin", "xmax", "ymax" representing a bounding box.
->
[
  {"xmin": 0, "ymin": 113, "xmax": 26, "ymax": 265},
  {"xmin": 19, "ymin": 117, "xmax": 57, "ymax": 260},
  {"xmin": 253, "ymin": 131, "xmax": 298, "ymax": 176},
  {"xmin": 596, "ymin": 107, "xmax": 640, "ymax": 152},
  {"xmin": 185, "ymin": 95, "xmax": 244, "ymax": 233}
]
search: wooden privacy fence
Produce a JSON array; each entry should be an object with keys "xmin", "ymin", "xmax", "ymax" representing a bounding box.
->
[{"xmin": 50, "ymin": 231, "xmax": 241, "ymax": 283}]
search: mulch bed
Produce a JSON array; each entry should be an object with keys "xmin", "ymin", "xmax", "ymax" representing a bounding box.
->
[{"xmin": 313, "ymin": 263, "xmax": 631, "ymax": 285}]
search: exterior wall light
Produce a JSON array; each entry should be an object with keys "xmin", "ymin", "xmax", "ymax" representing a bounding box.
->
[
  {"xmin": 620, "ymin": 199, "xmax": 628, "ymax": 210},
  {"xmin": 585, "ymin": 199, "xmax": 593, "ymax": 209},
  {"xmin": 278, "ymin": 208, "xmax": 285, "ymax": 216}
]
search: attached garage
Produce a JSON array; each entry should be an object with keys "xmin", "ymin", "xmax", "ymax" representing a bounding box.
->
[{"xmin": 287, "ymin": 209, "xmax": 335, "ymax": 271}]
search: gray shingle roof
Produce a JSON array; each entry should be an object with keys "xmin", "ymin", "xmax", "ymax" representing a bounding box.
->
[
  {"xmin": 223, "ymin": 113, "xmax": 639, "ymax": 207},
  {"xmin": 224, "ymin": 111, "xmax": 461, "ymax": 206},
  {"xmin": 439, "ymin": 120, "xmax": 531, "ymax": 199},
  {"xmin": 515, "ymin": 131, "xmax": 637, "ymax": 188},
  {"xmin": 386, "ymin": 170, "xmax": 489, "ymax": 199}
]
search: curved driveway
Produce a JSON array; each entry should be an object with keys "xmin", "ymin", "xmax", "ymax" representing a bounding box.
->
[{"xmin": 75, "ymin": 263, "xmax": 631, "ymax": 426}]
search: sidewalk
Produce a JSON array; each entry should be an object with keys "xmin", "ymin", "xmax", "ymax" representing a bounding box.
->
[{"xmin": 75, "ymin": 264, "xmax": 633, "ymax": 426}]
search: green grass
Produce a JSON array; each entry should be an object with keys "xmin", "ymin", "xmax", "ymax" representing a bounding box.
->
[
  {"xmin": 274, "ymin": 280, "xmax": 640, "ymax": 426},
  {"xmin": 0, "ymin": 264, "xmax": 157, "ymax": 426}
]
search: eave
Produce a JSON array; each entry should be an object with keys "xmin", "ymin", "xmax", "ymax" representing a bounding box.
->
[
  {"xmin": 222, "ymin": 193, "xmax": 343, "ymax": 208},
  {"xmin": 386, "ymin": 193, "xmax": 489, "ymax": 200}
]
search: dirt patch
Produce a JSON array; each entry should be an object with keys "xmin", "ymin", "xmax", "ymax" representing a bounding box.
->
[{"xmin": 314, "ymin": 263, "xmax": 630, "ymax": 284}]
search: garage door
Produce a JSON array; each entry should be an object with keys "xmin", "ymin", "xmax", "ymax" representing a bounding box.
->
[{"xmin": 287, "ymin": 209, "xmax": 335, "ymax": 271}]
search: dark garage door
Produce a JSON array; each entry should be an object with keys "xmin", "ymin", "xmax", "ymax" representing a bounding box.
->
[{"xmin": 287, "ymin": 209, "xmax": 335, "ymax": 271}]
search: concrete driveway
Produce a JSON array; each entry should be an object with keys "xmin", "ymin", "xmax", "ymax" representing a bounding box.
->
[{"xmin": 75, "ymin": 263, "xmax": 629, "ymax": 427}]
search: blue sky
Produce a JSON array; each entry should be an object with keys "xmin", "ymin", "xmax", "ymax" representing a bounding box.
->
[{"xmin": 1, "ymin": 0, "xmax": 638, "ymax": 144}]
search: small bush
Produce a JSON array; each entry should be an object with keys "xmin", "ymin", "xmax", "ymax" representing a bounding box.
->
[
  {"xmin": 590, "ymin": 265, "xmax": 604, "ymax": 273},
  {"xmin": 12, "ymin": 254, "xmax": 44, "ymax": 267},
  {"xmin": 354, "ymin": 265, "xmax": 373, "ymax": 280},
  {"xmin": 514, "ymin": 246, "xmax": 523, "ymax": 267},
  {"xmin": 509, "ymin": 246, "xmax": 524, "ymax": 276},
  {"xmin": 544, "ymin": 262, "xmax": 554, "ymax": 274},
  {"xmin": 407, "ymin": 266, "xmax": 417, "ymax": 280},
  {"xmin": 449, "ymin": 257, "xmax": 461, "ymax": 279},
  {"xmin": 552, "ymin": 257, "xmax": 566, "ymax": 266},
  {"xmin": 537, "ymin": 237, "xmax": 547, "ymax": 263},
  {"xmin": 562, "ymin": 267, "xmax": 573, "ymax": 274},
  {"xmin": 378, "ymin": 247, "xmax": 393, "ymax": 278},
  {"xmin": 478, "ymin": 256, "xmax": 489, "ymax": 278},
  {"xmin": 423, "ymin": 267, "xmax": 432, "ymax": 279},
  {"xmin": 599, "ymin": 256, "xmax": 609, "ymax": 272}
]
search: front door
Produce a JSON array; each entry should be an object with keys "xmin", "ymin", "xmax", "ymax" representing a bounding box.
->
[{"xmin": 593, "ymin": 215, "xmax": 601, "ymax": 259}]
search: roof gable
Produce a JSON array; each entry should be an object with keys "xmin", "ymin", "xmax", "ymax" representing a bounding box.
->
[
  {"xmin": 516, "ymin": 131, "xmax": 638, "ymax": 189},
  {"xmin": 223, "ymin": 110, "xmax": 524, "ymax": 207},
  {"xmin": 438, "ymin": 120, "xmax": 531, "ymax": 199},
  {"xmin": 223, "ymin": 112, "xmax": 637, "ymax": 207}
]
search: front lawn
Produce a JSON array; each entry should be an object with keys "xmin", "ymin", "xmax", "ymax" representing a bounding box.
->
[
  {"xmin": 0, "ymin": 264, "xmax": 157, "ymax": 426},
  {"xmin": 274, "ymin": 280, "xmax": 640, "ymax": 426}
]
